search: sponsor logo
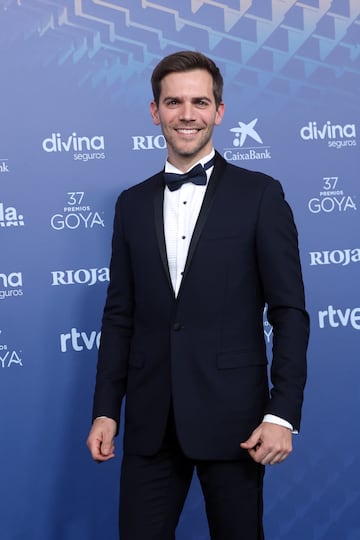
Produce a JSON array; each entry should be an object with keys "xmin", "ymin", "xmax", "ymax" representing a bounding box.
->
[
  {"xmin": 50, "ymin": 192, "xmax": 105, "ymax": 231},
  {"xmin": 223, "ymin": 118, "xmax": 271, "ymax": 162},
  {"xmin": 230, "ymin": 118, "xmax": 263, "ymax": 147},
  {"xmin": 318, "ymin": 305, "xmax": 360, "ymax": 330},
  {"xmin": 0, "ymin": 202, "xmax": 24, "ymax": 227},
  {"xmin": 0, "ymin": 272, "xmax": 23, "ymax": 300},
  {"xmin": 51, "ymin": 267, "xmax": 109, "ymax": 286},
  {"xmin": 132, "ymin": 135, "xmax": 167, "ymax": 150},
  {"xmin": 0, "ymin": 159, "xmax": 9, "ymax": 173},
  {"xmin": 42, "ymin": 132, "xmax": 106, "ymax": 161},
  {"xmin": 308, "ymin": 176, "xmax": 356, "ymax": 214},
  {"xmin": 60, "ymin": 327, "xmax": 101, "ymax": 352},
  {"xmin": 263, "ymin": 306, "xmax": 273, "ymax": 343},
  {"xmin": 0, "ymin": 330, "xmax": 23, "ymax": 368},
  {"xmin": 300, "ymin": 121, "xmax": 357, "ymax": 149},
  {"xmin": 310, "ymin": 248, "xmax": 360, "ymax": 266}
]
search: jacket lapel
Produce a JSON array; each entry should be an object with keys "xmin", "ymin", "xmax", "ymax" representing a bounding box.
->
[
  {"xmin": 179, "ymin": 152, "xmax": 226, "ymax": 294},
  {"xmin": 153, "ymin": 152, "xmax": 227, "ymax": 299},
  {"xmin": 153, "ymin": 173, "xmax": 175, "ymax": 296}
]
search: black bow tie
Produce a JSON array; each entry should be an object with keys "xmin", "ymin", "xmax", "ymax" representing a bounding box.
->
[{"xmin": 164, "ymin": 156, "xmax": 216, "ymax": 192}]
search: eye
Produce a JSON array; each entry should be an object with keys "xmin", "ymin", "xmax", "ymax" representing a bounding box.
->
[
  {"xmin": 165, "ymin": 99, "xmax": 179, "ymax": 107},
  {"xmin": 196, "ymin": 99, "xmax": 209, "ymax": 107}
]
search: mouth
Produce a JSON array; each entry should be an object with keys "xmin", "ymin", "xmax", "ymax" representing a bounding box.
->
[{"xmin": 175, "ymin": 128, "xmax": 201, "ymax": 135}]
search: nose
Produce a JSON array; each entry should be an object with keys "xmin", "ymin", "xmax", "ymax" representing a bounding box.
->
[{"xmin": 179, "ymin": 102, "xmax": 195, "ymax": 122}]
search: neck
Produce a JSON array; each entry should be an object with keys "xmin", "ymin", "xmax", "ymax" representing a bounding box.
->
[{"xmin": 167, "ymin": 149, "xmax": 215, "ymax": 173}]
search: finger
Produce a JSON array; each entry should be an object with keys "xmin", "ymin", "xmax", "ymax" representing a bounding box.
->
[
  {"xmin": 87, "ymin": 437, "xmax": 103, "ymax": 461},
  {"xmin": 248, "ymin": 446, "xmax": 268, "ymax": 464},
  {"xmin": 92, "ymin": 444, "xmax": 115, "ymax": 462},
  {"xmin": 240, "ymin": 439, "xmax": 257, "ymax": 449},
  {"xmin": 268, "ymin": 451, "xmax": 290, "ymax": 465},
  {"xmin": 87, "ymin": 432, "xmax": 115, "ymax": 461},
  {"xmin": 248, "ymin": 441, "xmax": 290, "ymax": 464},
  {"xmin": 100, "ymin": 435, "xmax": 114, "ymax": 454},
  {"xmin": 240, "ymin": 432, "xmax": 261, "ymax": 450},
  {"xmin": 100, "ymin": 439, "xmax": 115, "ymax": 457},
  {"xmin": 96, "ymin": 452, "xmax": 115, "ymax": 462},
  {"xmin": 262, "ymin": 447, "xmax": 291, "ymax": 465}
]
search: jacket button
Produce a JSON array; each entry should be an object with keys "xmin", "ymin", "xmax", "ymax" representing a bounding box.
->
[{"xmin": 172, "ymin": 323, "xmax": 182, "ymax": 331}]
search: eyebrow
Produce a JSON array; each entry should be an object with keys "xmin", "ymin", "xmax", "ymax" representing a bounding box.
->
[{"xmin": 162, "ymin": 95, "xmax": 212, "ymax": 102}]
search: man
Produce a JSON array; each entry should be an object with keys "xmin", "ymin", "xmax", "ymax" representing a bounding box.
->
[{"xmin": 87, "ymin": 51, "xmax": 309, "ymax": 540}]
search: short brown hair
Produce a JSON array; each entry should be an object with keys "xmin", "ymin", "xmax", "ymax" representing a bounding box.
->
[{"xmin": 151, "ymin": 51, "xmax": 224, "ymax": 108}]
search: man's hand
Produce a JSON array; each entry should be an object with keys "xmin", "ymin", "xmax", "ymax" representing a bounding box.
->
[
  {"xmin": 86, "ymin": 417, "xmax": 117, "ymax": 462},
  {"xmin": 240, "ymin": 422, "xmax": 292, "ymax": 465}
]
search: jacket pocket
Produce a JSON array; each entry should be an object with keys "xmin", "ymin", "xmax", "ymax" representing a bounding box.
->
[{"xmin": 216, "ymin": 351, "xmax": 267, "ymax": 369}]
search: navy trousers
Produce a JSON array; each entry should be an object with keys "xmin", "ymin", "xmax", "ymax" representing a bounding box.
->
[{"xmin": 119, "ymin": 408, "xmax": 265, "ymax": 540}]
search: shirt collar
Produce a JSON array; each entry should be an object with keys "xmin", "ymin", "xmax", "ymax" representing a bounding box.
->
[{"xmin": 164, "ymin": 149, "xmax": 215, "ymax": 174}]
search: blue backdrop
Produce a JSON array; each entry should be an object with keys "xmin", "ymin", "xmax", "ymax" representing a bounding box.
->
[{"xmin": 1, "ymin": 1, "xmax": 359, "ymax": 539}]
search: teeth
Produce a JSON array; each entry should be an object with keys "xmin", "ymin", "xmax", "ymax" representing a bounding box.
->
[{"xmin": 177, "ymin": 129, "xmax": 198, "ymax": 134}]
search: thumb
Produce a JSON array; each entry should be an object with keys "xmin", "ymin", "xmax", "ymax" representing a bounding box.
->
[
  {"xmin": 99, "ymin": 429, "xmax": 115, "ymax": 456},
  {"xmin": 240, "ymin": 429, "xmax": 261, "ymax": 449},
  {"xmin": 100, "ymin": 426, "xmax": 115, "ymax": 456}
]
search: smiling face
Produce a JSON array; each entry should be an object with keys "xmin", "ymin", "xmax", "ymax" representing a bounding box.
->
[{"xmin": 150, "ymin": 69, "xmax": 225, "ymax": 171}]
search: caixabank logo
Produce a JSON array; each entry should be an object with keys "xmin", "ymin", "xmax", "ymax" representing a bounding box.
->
[
  {"xmin": 307, "ymin": 176, "xmax": 356, "ymax": 214},
  {"xmin": 0, "ymin": 158, "xmax": 10, "ymax": 173},
  {"xmin": 0, "ymin": 271, "xmax": 23, "ymax": 301},
  {"xmin": 223, "ymin": 118, "xmax": 271, "ymax": 162},
  {"xmin": 0, "ymin": 202, "xmax": 24, "ymax": 228},
  {"xmin": 42, "ymin": 132, "xmax": 106, "ymax": 162},
  {"xmin": 0, "ymin": 329, "xmax": 23, "ymax": 369},
  {"xmin": 50, "ymin": 192, "xmax": 105, "ymax": 231},
  {"xmin": 300, "ymin": 120, "xmax": 357, "ymax": 149}
]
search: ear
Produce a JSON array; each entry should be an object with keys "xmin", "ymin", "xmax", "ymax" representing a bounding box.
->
[
  {"xmin": 215, "ymin": 102, "xmax": 225, "ymax": 126},
  {"xmin": 150, "ymin": 101, "xmax": 161, "ymax": 125}
]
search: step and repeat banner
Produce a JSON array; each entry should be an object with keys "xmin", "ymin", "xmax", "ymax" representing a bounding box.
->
[{"xmin": 1, "ymin": 1, "xmax": 359, "ymax": 539}]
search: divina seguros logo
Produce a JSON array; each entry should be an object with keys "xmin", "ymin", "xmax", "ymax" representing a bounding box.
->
[
  {"xmin": 300, "ymin": 121, "xmax": 356, "ymax": 149},
  {"xmin": 0, "ymin": 202, "xmax": 24, "ymax": 227},
  {"xmin": 224, "ymin": 118, "xmax": 271, "ymax": 162},
  {"xmin": 0, "ymin": 272, "xmax": 23, "ymax": 300},
  {"xmin": 42, "ymin": 132, "xmax": 106, "ymax": 161}
]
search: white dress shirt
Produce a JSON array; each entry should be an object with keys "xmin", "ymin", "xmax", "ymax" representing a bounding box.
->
[
  {"xmin": 164, "ymin": 151, "xmax": 213, "ymax": 296},
  {"xmin": 163, "ymin": 149, "xmax": 294, "ymax": 432}
]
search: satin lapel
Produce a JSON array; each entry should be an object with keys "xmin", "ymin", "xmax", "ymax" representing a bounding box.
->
[
  {"xmin": 153, "ymin": 173, "xmax": 174, "ymax": 295},
  {"xmin": 179, "ymin": 152, "xmax": 227, "ymax": 294}
]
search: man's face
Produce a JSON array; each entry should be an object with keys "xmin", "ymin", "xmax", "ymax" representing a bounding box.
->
[{"xmin": 150, "ymin": 69, "xmax": 224, "ymax": 170}]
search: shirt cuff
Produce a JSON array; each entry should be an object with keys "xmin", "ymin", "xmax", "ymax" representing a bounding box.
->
[{"xmin": 263, "ymin": 414, "xmax": 297, "ymax": 433}]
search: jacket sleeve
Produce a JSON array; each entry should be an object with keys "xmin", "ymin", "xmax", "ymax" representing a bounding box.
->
[
  {"xmin": 255, "ymin": 179, "xmax": 309, "ymax": 431},
  {"xmin": 92, "ymin": 192, "xmax": 134, "ymax": 430}
]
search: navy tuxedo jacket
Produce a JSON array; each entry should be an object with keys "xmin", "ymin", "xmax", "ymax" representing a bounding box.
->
[{"xmin": 93, "ymin": 152, "xmax": 309, "ymax": 460}]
